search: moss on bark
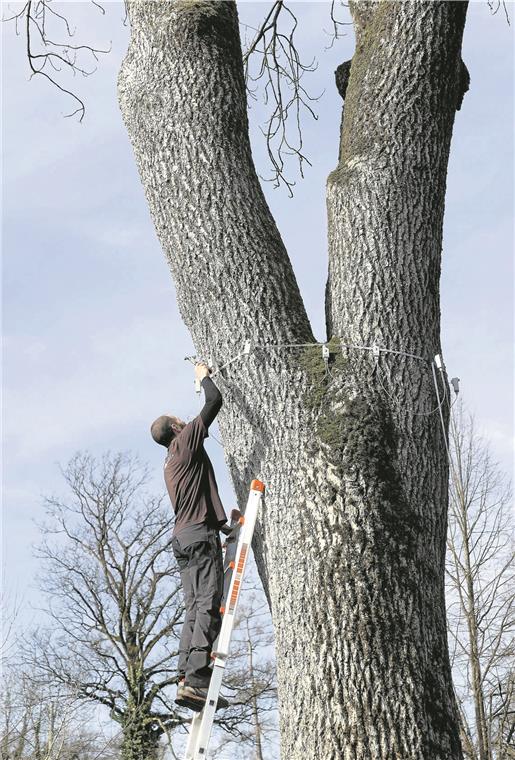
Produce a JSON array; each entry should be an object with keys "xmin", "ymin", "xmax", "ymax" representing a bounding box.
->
[
  {"xmin": 120, "ymin": 708, "xmax": 161, "ymax": 760},
  {"xmin": 298, "ymin": 336, "xmax": 349, "ymax": 455}
]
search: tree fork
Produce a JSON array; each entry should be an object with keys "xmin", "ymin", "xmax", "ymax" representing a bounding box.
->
[{"xmin": 118, "ymin": 1, "xmax": 469, "ymax": 758}]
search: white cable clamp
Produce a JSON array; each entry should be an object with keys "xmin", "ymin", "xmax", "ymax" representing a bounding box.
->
[
  {"xmin": 434, "ymin": 353, "xmax": 443, "ymax": 371},
  {"xmin": 322, "ymin": 344, "xmax": 330, "ymax": 361},
  {"xmin": 372, "ymin": 345, "xmax": 380, "ymax": 358},
  {"xmin": 243, "ymin": 340, "xmax": 251, "ymax": 356}
]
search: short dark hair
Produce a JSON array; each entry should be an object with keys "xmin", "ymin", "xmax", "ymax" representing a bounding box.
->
[{"xmin": 150, "ymin": 416, "xmax": 175, "ymax": 447}]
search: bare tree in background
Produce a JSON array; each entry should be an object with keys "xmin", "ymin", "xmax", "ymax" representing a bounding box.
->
[
  {"xmin": 23, "ymin": 452, "xmax": 188, "ymax": 760},
  {"xmin": 1, "ymin": 593, "xmax": 21, "ymax": 667},
  {"xmin": 20, "ymin": 452, "xmax": 278, "ymax": 760},
  {"xmin": 0, "ymin": 670, "xmax": 118, "ymax": 760},
  {"xmin": 446, "ymin": 402, "xmax": 514, "ymax": 760}
]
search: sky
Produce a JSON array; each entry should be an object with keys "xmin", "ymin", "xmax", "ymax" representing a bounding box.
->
[{"xmin": 2, "ymin": 0, "xmax": 514, "ymax": 647}]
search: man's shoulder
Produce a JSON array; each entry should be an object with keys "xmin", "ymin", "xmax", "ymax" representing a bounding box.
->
[
  {"xmin": 164, "ymin": 445, "xmax": 175, "ymax": 469},
  {"xmin": 175, "ymin": 416, "xmax": 208, "ymax": 450},
  {"xmin": 182, "ymin": 415, "xmax": 207, "ymax": 436}
]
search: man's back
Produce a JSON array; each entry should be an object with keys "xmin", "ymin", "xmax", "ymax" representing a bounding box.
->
[{"xmin": 164, "ymin": 407, "xmax": 227, "ymax": 535}]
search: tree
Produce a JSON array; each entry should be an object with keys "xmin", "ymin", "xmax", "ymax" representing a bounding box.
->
[
  {"xmin": 26, "ymin": 452, "xmax": 188, "ymax": 760},
  {"xmin": 24, "ymin": 451, "xmax": 278, "ymax": 760},
  {"xmin": 1, "ymin": 592, "xmax": 21, "ymax": 666},
  {"xmin": 9, "ymin": 1, "xmax": 480, "ymax": 756},
  {"xmin": 116, "ymin": 2, "xmax": 470, "ymax": 757},
  {"xmin": 0, "ymin": 669, "xmax": 118, "ymax": 760},
  {"xmin": 446, "ymin": 402, "xmax": 514, "ymax": 760}
]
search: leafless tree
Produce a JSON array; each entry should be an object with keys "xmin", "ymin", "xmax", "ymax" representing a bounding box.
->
[
  {"xmin": 0, "ymin": 668, "xmax": 118, "ymax": 760},
  {"xmin": 1, "ymin": 592, "xmax": 21, "ymax": 666},
  {"xmin": 23, "ymin": 451, "xmax": 188, "ymax": 760},
  {"xmin": 446, "ymin": 401, "xmax": 514, "ymax": 760},
  {"xmin": 115, "ymin": 4, "xmax": 472, "ymax": 755},
  {"xmin": 20, "ymin": 452, "xmax": 279, "ymax": 760}
]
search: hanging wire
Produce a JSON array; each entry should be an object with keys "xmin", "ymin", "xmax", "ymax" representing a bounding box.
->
[
  {"xmin": 430, "ymin": 359, "xmax": 463, "ymax": 490},
  {"xmin": 187, "ymin": 338, "xmax": 452, "ymax": 449},
  {"xmin": 191, "ymin": 342, "xmax": 460, "ymax": 519},
  {"xmin": 373, "ymin": 355, "xmax": 449, "ymax": 418},
  {"xmin": 431, "ymin": 361, "xmax": 451, "ymax": 460},
  {"xmin": 211, "ymin": 337, "xmax": 435, "ymax": 414},
  {"xmin": 254, "ymin": 338, "xmax": 427, "ymax": 363}
]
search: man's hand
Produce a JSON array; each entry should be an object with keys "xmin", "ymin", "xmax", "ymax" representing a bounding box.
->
[{"xmin": 194, "ymin": 362, "xmax": 210, "ymax": 382}]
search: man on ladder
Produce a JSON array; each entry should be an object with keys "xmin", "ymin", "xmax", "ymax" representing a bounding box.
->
[{"xmin": 150, "ymin": 362, "xmax": 229, "ymax": 712}]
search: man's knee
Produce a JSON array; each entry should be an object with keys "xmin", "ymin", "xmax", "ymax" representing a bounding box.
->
[{"xmin": 196, "ymin": 599, "xmax": 222, "ymax": 622}]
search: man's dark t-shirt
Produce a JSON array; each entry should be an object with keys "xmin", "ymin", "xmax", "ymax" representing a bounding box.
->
[{"xmin": 164, "ymin": 378, "xmax": 227, "ymax": 536}]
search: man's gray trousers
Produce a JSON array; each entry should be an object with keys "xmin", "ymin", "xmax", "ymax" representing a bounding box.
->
[{"xmin": 171, "ymin": 524, "xmax": 224, "ymax": 688}]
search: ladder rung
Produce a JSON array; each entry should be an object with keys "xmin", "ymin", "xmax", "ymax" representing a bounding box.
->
[{"xmin": 210, "ymin": 651, "xmax": 227, "ymax": 661}]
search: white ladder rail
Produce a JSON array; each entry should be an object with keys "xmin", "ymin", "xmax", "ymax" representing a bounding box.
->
[
  {"xmin": 183, "ymin": 507, "xmax": 242, "ymax": 757},
  {"xmin": 184, "ymin": 479, "xmax": 265, "ymax": 760}
]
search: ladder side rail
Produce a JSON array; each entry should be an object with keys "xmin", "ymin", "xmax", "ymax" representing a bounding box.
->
[
  {"xmin": 189, "ymin": 481, "xmax": 264, "ymax": 759},
  {"xmin": 184, "ymin": 510, "xmax": 242, "ymax": 760},
  {"xmin": 214, "ymin": 489, "xmax": 262, "ymax": 657}
]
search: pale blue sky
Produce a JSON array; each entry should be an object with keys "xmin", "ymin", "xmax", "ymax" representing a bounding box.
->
[{"xmin": 2, "ymin": 1, "xmax": 513, "ymax": 626}]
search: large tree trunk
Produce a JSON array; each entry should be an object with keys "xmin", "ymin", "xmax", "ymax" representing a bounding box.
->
[{"xmin": 118, "ymin": 1, "xmax": 467, "ymax": 758}]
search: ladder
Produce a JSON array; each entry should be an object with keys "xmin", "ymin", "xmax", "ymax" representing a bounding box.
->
[{"xmin": 184, "ymin": 479, "xmax": 265, "ymax": 760}]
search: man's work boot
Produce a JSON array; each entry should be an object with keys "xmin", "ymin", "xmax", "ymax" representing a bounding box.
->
[
  {"xmin": 174, "ymin": 678, "xmax": 189, "ymax": 709},
  {"xmin": 180, "ymin": 684, "xmax": 229, "ymax": 712}
]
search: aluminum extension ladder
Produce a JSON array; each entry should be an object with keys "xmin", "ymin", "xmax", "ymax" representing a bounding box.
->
[{"xmin": 184, "ymin": 479, "xmax": 265, "ymax": 759}]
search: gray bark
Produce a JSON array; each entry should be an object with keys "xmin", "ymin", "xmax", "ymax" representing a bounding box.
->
[
  {"xmin": 322, "ymin": 3, "xmax": 468, "ymax": 758},
  {"xmin": 118, "ymin": 1, "xmax": 467, "ymax": 758}
]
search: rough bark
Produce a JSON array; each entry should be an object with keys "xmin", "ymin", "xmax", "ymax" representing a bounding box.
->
[
  {"xmin": 118, "ymin": 1, "xmax": 468, "ymax": 758},
  {"xmin": 324, "ymin": 2, "xmax": 468, "ymax": 759}
]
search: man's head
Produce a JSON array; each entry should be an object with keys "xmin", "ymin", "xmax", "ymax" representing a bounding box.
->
[{"xmin": 150, "ymin": 415, "xmax": 185, "ymax": 448}]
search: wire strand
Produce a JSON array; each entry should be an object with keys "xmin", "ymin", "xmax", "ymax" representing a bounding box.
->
[{"xmin": 190, "ymin": 340, "xmax": 449, "ymax": 448}]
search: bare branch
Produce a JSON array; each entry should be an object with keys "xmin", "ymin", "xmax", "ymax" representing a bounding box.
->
[
  {"xmin": 446, "ymin": 400, "xmax": 514, "ymax": 759},
  {"xmin": 487, "ymin": 0, "xmax": 511, "ymax": 25},
  {"xmin": 241, "ymin": 1, "xmax": 322, "ymax": 195},
  {"xmin": 324, "ymin": 0, "xmax": 353, "ymax": 50},
  {"xmin": 3, "ymin": 0, "xmax": 112, "ymax": 121}
]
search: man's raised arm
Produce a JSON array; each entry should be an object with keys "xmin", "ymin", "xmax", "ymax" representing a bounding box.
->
[{"xmin": 195, "ymin": 363, "xmax": 222, "ymax": 429}]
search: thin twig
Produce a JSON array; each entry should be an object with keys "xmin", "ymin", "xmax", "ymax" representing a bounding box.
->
[
  {"xmin": 3, "ymin": 0, "xmax": 111, "ymax": 122},
  {"xmin": 242, "ymin": 1, "xmax": 322, "ymax": 195}
]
